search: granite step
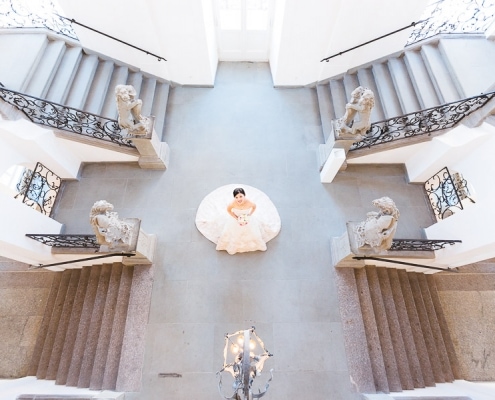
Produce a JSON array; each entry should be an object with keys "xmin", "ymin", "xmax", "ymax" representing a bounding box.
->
[
  {"xmin": 83, "ymin": 60, "xmax": 115, "ymax": 115},
  {"xmin": 151, "ymin": 81, "xmax": 171, "ymax": 141},
  {"xmin": 387, "ymin": 55, "xmax": 421, "ymax": 114},
  {"xmin": 65, "ymin": 54, "xmax": 99, "ymax": 110},
  {"xmin": 45, "ymin": 46, "xmax": 83, "ymax": 105},
  {"xmin": 372, "ymin": 62, "xmax": 403, "ymax": 118}
]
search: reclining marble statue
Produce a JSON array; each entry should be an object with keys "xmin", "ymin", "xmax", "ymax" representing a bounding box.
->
[
  {"xmin": 115, "ymin": 84, "xmax": 153, "ymax": 136},
  {"xmin": 352, "ymin": 196, "xmax": 399, "ymax": 253},
  {"xmin": 90, "ymin": 200, "xmax": 139, "ymax": 251},
  {"xmin": 334, "ymin": 86, "xmax": 375, "ymax": 140}
]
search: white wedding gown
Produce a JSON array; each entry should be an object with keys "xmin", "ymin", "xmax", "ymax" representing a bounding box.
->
[
  {"xmin": 216, "ymin": 208, "xmax": 267, "ymax": 255},
  {"xmin": 195, "ymin": 184, "xmax": 281, "ymax": 255}
]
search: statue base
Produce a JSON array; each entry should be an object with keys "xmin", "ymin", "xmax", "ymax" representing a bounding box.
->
[{"xmin": 123, "ymin": 229, "xmax": 157, "ymax": 266}]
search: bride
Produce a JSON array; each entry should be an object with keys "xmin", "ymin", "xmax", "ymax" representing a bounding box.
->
[
  {"xmin": 195, "ymin": 184, "xmax": 281, "ymax": 255},
  {"xmin": 216, "ymin": 187, "xmax": 266, "ymax": 255}
]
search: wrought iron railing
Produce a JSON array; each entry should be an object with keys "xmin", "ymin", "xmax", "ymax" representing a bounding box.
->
[
  {"xmin": 0, "ymin": 87, "xmax": 135, "ymax": 148},
  {"xmin": 0, "ymin": 0, "xmax": 78, "ymax": 40},
  {"xmin": 30, "ymin": 252, "xmax": 135, "ymax": 269},
  {"xmin": 350, "ymin": 91, "xmax": 495, "ymax": 151},
  {"xmin": 26, "ymin": 233, "xmax": 99, "ymax": 248},
  {"xmin": 353, "ymin": 256, "xmax": 458, "ymax": 272},
  {"xmin": 424, "ymin": 167, "xmax": 473, "ymax": 220},
  {"xmin": 390, "ymin": 238, "xmax": 462, "ymax": 251},
  {"xmin": 18, "ymin": 162, "xmax": 61, "ymax": 217},
  {"xmin": 407, "ymin": 0, "xmax": 495, "ymax": 46}
]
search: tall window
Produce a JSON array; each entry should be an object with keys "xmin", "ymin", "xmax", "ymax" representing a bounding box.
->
[{"xmin": 215, "ymin": 0, "xmax": 271, "ymax": 61}]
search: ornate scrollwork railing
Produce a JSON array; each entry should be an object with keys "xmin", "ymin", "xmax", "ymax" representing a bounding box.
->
[
  {"xmin": 19, "ymin": 162, "xmax": 61, "ymax": 216},
  {"xmin": 26, "ymin": 233, "xmax": 99, "ymax": 248},
  {"xmin": 0, "ymin": 87, "xmax": 135, "ymax": 148},
  {"xmin": 390, "ymin": 238, "xmax": 462, "ymax": 251},
  {"xmin": 407, "ymin": 0, "xmax": 495, "ymax": 46},
  {"xmin": 350, "ymin": 91, "xmax": 495, "ymax": 151},
  {"xmin": 424, "ymin": 166, "xmax": 470, "ymax": 220},
  {"xmin": 0, "ymin": 0, "xmax": 78, "ymax": 40}
]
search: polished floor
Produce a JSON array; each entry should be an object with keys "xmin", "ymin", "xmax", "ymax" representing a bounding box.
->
[{"xmin": 55, "ymin": 62, "xmax": 434, "ymax": 400}]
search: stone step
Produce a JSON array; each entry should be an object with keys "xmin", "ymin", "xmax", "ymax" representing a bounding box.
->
[
  {"xmin": 45, "ymin": 46, "xmax": 84, "ymax": 105},
  {"xmin": 77, "ymin": 264, "xmax": 112, "ymax": 388},
  {"xmin": 25, "ymin": 39, "xmax": 67, "ymax": 98},
  {"xmin": 45, "ymin": 269, "xmax": 81, "ymax": 380},
  {"xmin": 100, "ymin": 65, "xmax": 130, "ymax": 119},
  {"xmin": 329, "ymin": 79, "xmax": 347, "ymax": 119},
  {"xmin": 387, "ymin": 55, "xmax": 421, "ymax": 114},
  {"xmin": 433, "ymin": 272, "xmax": 495, "ymax": 291},
  {"xmin": 101, "ymin": 265, "xmax": 134, "ymax": 390},
  {"xmin": 354, "ymin": 267, "xmax": 390, "ymax": 393},
  {"xmin": 65, "ymin": 54, "xmax": 99, "ymax": 110},
  {"xmin": 376, "ymin": 267, "xmax": 414, "ymax": 390},
  {"xmin": 316, "ymin": 84, "xmax": 334, "ymax": 143},
  {"xmin": 334, "ymin": 268, "xmax": 376, "ymax": 393},
  {"xmin": 116, "ymin": 264, "xmax": 154, "ymax": 392},
  {"xmin": 36, "ymin": 270, "xmax": 73, "ymax": 379},
  {"xmin": 396, "ymin": 269, "xmax": 436, "ymax": 387},
  {"xmin": 356, "ymin": 67, "xmax": 384, "ymax": 121},
  {"xmin": 366, "ymin": 266, "xmax": 402, "ymax": 392},
  {"xmin": 372, "ymin": 62, "xmax": 402, "ymax": 118},
  {"xmin": 343, "ymin": 73, "xmax": 360, "ymax": 99},
  {"xmin": 403, "ymin": 48, "xmax": 440, "ymax": 109},
  {"xmin": 139, "ymin": 77, "xmax": 157, "ymax": 117},
  {"xmin": 65, "ymin": 265, "xmax": 102, "ymax": 386},
  {"xmin": 89, "ymin": 263, "xmax": 123, "ymax": 390},
  {"xmin": 408, "ymin": 272, "xmax": 444, "ymax": 383},
  {"xmin": 126, "ymin": 70, "xmax": 144, "ymax": 98},
  {"xmin": 426, "ymin": 274, "xmax": 462, "ymax": 380},
  {"xmin": 0, "ymin": 33, "xmax": 48, "ymax": 92},
  {"xmin": 55, "ymin": 266, "xmax": 91, "ymax": 385},
  {"xmin": 416, "ymin": 273, "xmax": 454, "ymax": 382},
  {"xmin": 28, "ymin": 271, "xmax": 62, "ymax": 376},
  {"xmin": 421, "ymin": 42, "xmax": 461, "ymax": 104},
  {"xmin": 152, "ymin": 81, "xmax": 171, "ymax": 140},
  {"xmin": 387, "ymin": 269, "xmax": 425, "ymax": 388},
  {"xmin": 83, "ymin": 60, "xmax": 115, "ymax": 115}
]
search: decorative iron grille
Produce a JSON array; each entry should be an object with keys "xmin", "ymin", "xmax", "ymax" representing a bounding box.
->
[
  {"xmin": 390, "ymin": 238, "xmax": 462, "ymax": 251},
  {"xmin": 407, "ymin": 0, "xmax": 495, "ymax": 46},
  {"xmin": 0, "ymin": 87, "xmax": 135, "ymax": 148},
  {"xmin": 0, "ymin": 0, "xmax": 78, "ymax": 40},
  {"xmin": 26, "ymin": 233, "xmax": 99, "ymax": 248},
  {"xmin": 350, "ymin": 91, "xmax": 495, "ymax": 151},
  {"xmin": 424, "ymin": 167, "xmax": 467, "ymax": 220},
  {"xmin": 19, "ymin": 162, "xmax": 61, "ymax": 216}
]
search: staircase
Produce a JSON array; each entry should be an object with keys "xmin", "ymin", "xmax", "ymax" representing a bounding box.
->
[
  {"xmin": 28, "ymin": 262, "xmax": 153, "ymax": 391},
  {"xmin": 317, "ymin": 35, "xmax": 495, "ymax": 148},
  {"xmin": 335, "ymin": 265, "xmax": 461, "ymax": 394},
  {"xmin": 0, "ymin": 32, "xmax": 170, "ymax": 140}
]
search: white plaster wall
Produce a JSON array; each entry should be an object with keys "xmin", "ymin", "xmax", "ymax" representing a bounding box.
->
[
  {"xmin": 57, "ymin": 0, "xmax": 218, "ymax": 86},
  {"xmin": 0, "ymin": 193, "xmax": 62, "ymax": 265}
]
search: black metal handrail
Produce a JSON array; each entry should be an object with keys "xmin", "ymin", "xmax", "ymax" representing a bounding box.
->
[
  {"xmin": 30, "ymin": 252, "xmax": 135, "ymax": 269},
  {"xmin": 26, "ymin": 234, "xmax": 99, "ymax": 249},
  {"xmin": 321, "ymin": 21, "xmax": 421, "ymax": 62},
  {"xmin": 17, "ymin": 162, "xmax": 61, "ymax": 217},
  {"xmin": 353, "ymin": 256, "xmax": 458, "ymax": 272},
  {"xmin": 56, "ymin": 15, "xmax": 167, "ymax": 62},
  {"xmin": 424, "ymin": 167, "xmax": 466, "ymax": 220},
  {"xmin": 406, "ymin": 0, "xmax": 495, "ymax": 46},
  {"xmin": 0, "ymin": 0, "xmax": 78, "ymax": 40},
  {"xmin": 390, "ymin": 238, "xmax": 462, "ymax": 252},
  {"xmin": 0, "ymin": 87, "xmax": 135, "ymax": 148},
  {"xmin": 350, "ymin": 91, "xmax": 495, "ymax": 151}
]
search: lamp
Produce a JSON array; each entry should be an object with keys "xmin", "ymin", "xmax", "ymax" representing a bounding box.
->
[{"xmin": 217, "ymin": 326, "xmax": 273, "ymax": 400}]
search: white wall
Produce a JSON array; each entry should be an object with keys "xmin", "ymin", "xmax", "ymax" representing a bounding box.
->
[
  {"xmin": 349, "ymin": 123, "xmax": 495, "ymax": 269},
  {"xmin": 270, "ymin": 0, "xmax": 429, "ymax": 86},
  {"xmin": 57, "ymin": 0, "xmax": 218, "ymax": 86}
]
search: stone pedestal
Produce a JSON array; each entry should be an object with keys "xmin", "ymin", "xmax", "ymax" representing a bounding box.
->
[
  {"xmin": 123, "ymin": 229, "xmax": 156, "ymax": 266},
  {"xmin": 330, "ymin": 230, "xmax": 365, "ymax": 268},
  {"xmin": 128, "ymin": 120, "xmax": 170, "ymax": 170},
  {"xmin": 320, "ymin": 147, "xmax": 346, "ymax": 183}
]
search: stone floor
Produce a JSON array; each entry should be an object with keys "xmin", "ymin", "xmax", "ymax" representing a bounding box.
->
[{"xmin": 54, "ymin": 62, "xmax": 434, "ymax": 400}]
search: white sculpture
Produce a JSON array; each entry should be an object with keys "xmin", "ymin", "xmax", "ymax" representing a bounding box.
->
[
  {"xmin": 115, "ymin": 84, "xmax": 152, "ymax": 136},
  {"xmin": 335, "ymin": 86, "xmax": 375, "ymax": 139},
  {"xmin": 90, "ymin": 200, "xmax": 134, "ymax": 249},
  {"xmin": 354, "ymin": 197, "xmax": 399, "ymax": 253}
]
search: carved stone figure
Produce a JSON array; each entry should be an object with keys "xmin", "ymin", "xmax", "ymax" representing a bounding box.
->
[
  {"xmin": 90, "ymin": 200, "xmax": 134, "ymax": 249},
  {"xmin": 335, "ymin": 86, "xmax": 375, "ymax": 139},
  {"xmin": 115, "ymin": 84, "xmax": 152, "ymax": 135},
  {"xmin": 354, "ymin": 197, "xmax": 399, "ymax": 253}
]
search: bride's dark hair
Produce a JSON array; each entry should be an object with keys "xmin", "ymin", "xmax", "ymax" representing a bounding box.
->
[{"xmin": 233, "ymin": 187, "xmax": 245, "ymax": 197}]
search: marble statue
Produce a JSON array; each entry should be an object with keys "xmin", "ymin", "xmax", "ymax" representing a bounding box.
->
[
  {"xmin": 90, "ymin": 200, "xmax": 134, "ymax": 249},
  {"xmin": 354, "ymin": 197, "xmax": 399, "ymax": 253},
  {"xmin": 115, "ymin": 84, "xmax": 152, "ymax": 135},
  {"xmin": 335, "ymin": 86, "xmax": 375, "ymax": 139}
]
